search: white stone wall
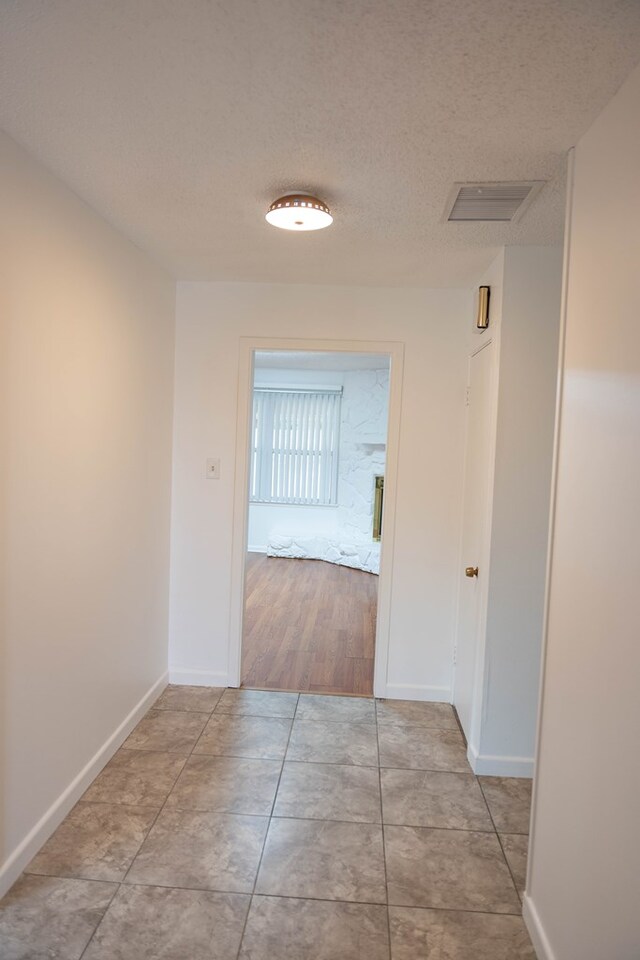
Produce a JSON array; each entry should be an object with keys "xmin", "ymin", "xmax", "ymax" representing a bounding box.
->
[
  {"xmin": 263, "ymin": 367, "xmax": 389, "ymax": 573},
  {"xmin": 267, "ymin": 534, "xmax": 381, "ymax": 574},
  {"xmin": 337, "ymin": 368, "xmax": 389, "ymax": 541}
]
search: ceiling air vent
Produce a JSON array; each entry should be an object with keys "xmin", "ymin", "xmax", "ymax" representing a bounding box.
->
[{"xmin": 445, "ymin": 181, "xmax": 544, "ymax": 223}]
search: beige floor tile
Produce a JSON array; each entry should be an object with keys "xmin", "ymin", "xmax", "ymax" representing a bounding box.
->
[
  {"xmin": 385, "ymin": 825, "xmax": 521, "ymax": 913},
  {"xmin": 376, "ymin": 699, "xmax": 458, "ymax": 729},
  {"xmin": 83, "ymin": 884, "xmax": 249, "ymax": 960},
  {"xmin": 381, "ymin": 769, "xmax": 492, "ymax": 830},
  {"xmin": 215, "ymin": 689, "xmax": 298, "ymax": 718},
  {"xmin": 378, "ymin": 724, "xmax": 469, "ymax": 772},
  {"xmin": 123, "ymin": 710, "xmax": 207, "ymax": 753},
  {"xmin": 194, "ymin": 714, "xmax": 292, "ymax": 760},
  {"xmin": 166, "ymin": 755, "xmax": 281, "ymax": 816},
  {"xmin": 389, "ymin": 906, "xmax": 536, "ymax": 959},
  {"xmin": 500, "ymin": 833, "xmax": 529, "ymax": 897},
  {"xmin": 274, "ymin": 761, "xmax": 381, "ymax": 822},
  {"xmin": 239, "ymin": 896, "xmax": 390, "ymax": 960},
  {"xmin": 25, "ymin": 802, "xmax": 157, "ymax": 882},
  {"xmin": 0, "ymin": 874, "xmax": 116, "ymax": 960},
  {"xmin": 126, "ymin": 808, "xmax": 268, "ymax": 892},
  {"xmin": 296, "ymin": 694, "xmax": 375, "ymax": 723},
  {"xmin": 479, "ymin": 777, "xmax": 532, "ymax": 834},
  {"xmin": 286, "ymin": 719, "xmax": 378, "ymax": 765},
  {"xmin": 155, "ymin": 684, "xmax": 224, "ymax": 713},
  {"xmin": 82, "ymin": 750, "xmax": 186, "ymax": 808},
  {"xmin": 2, "ymin": 691, "xmax": 538, "ymax": 960},
  {"xmin": 256, "ymin": 817, "xmax": 386, "ymax": 903}
]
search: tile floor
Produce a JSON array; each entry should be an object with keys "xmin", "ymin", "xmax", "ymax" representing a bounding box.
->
[{"xmin": 0, "ymin": 687, "xmax": 535, "ymax": 959}]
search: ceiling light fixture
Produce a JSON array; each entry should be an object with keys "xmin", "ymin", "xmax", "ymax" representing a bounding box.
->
[{"xmin": 266, "ymin": 194, "xmax": 333, "ymax": 231}]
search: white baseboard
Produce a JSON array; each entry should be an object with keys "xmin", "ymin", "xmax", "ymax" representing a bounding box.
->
[
  {"xmin": 467, "ymin": 741, "xmax": 534, "ymax": 778},
  {"xmin": 247, "ymin": 544, "xmax": 267, "ymax": 554},
  {"xmin": 0, "ymin": 671, "xmax": 168, "ymax": 900},
  {"xmin": 523, "ymin": 893, "xmax": 556, "ymax": 960},
  {"xmin": 380, "ymin": 683, "xmax": 452, "ymax": 703},
  {"xmin": 168, "ymin": 667, "xmax": 229, "ymax": 687}
]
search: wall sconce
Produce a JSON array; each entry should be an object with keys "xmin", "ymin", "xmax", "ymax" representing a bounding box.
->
[{"xmin": 476, "ymin": 285, "xmax": 490, "ymax": 329}]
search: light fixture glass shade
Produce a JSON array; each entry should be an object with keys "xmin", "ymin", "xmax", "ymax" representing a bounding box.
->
[{"xmin": 266, "ymin": 194, "xmax": 333, "ymax": 231}]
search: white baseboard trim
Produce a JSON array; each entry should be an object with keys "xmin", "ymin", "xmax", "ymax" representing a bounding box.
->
[
  {"xmin": 0, "ymin": 670, "xmax": 168, "ymax": 900},
  {"xmin": 523, "ymin": 893, "xmax": 556, "ymax": 960},
  {"xmin": 467, "ymin": 741, "xmax": 534, "ymax": 777},
  {"xmin": 381, "ymin": 683, "xmax": 452, "ymax": 703},
  {"xmin": 169, "ymin": 667, "xmax": 229, "ymax": 687},
  {"xmin": 247, "ymin": 544, "xmax": 267, "ymax": 554}
]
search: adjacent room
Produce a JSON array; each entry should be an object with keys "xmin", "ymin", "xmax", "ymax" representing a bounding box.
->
[
  {"xmin": 242, "ymin": 350, "xmax": 391, "ymax": 695},
  {"xmin": 1, "ymin": 3, "xmax": 639, "ymax": 960}
]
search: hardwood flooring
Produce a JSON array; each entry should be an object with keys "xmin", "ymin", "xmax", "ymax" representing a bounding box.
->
[{"xmin": 241, "ymin": 552, "xmax": 377, "ymax": 696}]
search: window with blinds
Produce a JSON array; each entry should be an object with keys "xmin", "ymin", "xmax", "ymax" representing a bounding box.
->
[{"xmin": 250, "ymin": 387, "xmax": 342, "ymax": 505}]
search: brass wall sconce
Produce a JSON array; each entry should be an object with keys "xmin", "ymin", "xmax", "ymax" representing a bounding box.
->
[{"xmin": 476, "ymin": 285, "xmax": 490, "ymax": 329}]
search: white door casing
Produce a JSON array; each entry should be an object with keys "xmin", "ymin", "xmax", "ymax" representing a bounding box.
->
[{"xmin": 227, "ymin": 336, "xmax": 405, "ymax": 699}]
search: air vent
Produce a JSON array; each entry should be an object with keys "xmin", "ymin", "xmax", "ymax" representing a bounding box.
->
[{"xmin": 445, "ymin": 181, "xmax": 544, "ymax": 223}]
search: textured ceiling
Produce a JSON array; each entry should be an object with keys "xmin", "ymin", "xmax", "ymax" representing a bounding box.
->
[{"xmin": 2, "ymin": 1, "xmax": 640, "ymax": 286}]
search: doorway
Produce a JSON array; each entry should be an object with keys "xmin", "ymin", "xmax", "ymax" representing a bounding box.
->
[
  {"xmin": 241, "ymin": 349, "xmax": 390, "ymax": 695},
  {"xmin": 228, "ymin": 338, "xmax": 403, "ymax": 699}
]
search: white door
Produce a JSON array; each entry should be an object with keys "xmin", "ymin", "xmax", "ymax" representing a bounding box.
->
[{"xmin": 454, "ymin": 341, "xmax": 495, "ymax": 743}]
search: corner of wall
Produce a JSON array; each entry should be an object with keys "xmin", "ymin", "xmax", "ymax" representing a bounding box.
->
[
  {"xmin": 466, "ymin": 742, "xmax": 534, "ymax": 778},
  {"xmin": 383, "ymin": 683, "xmax": 452, "ymax": 703},
  {"xmin": 168, "ymin": 667, "xmax": 230, "ymax": 687},
  {"xmin": 0, "ymin": 671, "xmax": 168, "ymax": 900},
  {"xmin": 523, "ymin": 893, "xmax": 557, "ymax": 960}
]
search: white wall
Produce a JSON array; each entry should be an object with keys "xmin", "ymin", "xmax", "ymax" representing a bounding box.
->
[
  {"xmin": 337, "ymin": 368, "xmax": 389, "ymax": 542},
  {"xmin": 525, "ymin": 64, "xmax": 640, "ymax": 959},
  {"xmin": 481, "ymin": 246, "xmax": 562, "ymax": 767},
  {"xmin": 169, "ymin": 283, "xmax": 470, "ymax": 697},
  {"xmin": 249, "ymin": 503, "xmax": 340, "ymax": 551},
  {"xmin": 0, "ymin": 132, "xmax": 176, "ymax": 895}
]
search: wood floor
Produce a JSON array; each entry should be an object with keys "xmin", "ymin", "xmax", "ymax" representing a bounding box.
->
[{"xmin": 241, "ymin": 552, "xmax": 377, "ymax": 695}]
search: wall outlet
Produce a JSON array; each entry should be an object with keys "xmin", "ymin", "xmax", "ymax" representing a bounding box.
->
[{"xmin": 206, "ymin": 458, "xmax": 220, "ymax": 480}]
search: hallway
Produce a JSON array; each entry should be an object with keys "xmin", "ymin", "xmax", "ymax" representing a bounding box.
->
[{"xmin": 1, "ymin": 686, "xmax": 534, "ymax": 958}]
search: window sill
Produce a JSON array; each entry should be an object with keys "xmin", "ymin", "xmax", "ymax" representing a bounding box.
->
[{"xmin": 249, "ymin": 500, "xmax": 339, "ymax": 508}]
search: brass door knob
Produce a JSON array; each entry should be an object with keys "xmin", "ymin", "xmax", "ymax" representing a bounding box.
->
[{"xmin": 465, "ymin": 566, "xmax": 479, "ymax": 578}]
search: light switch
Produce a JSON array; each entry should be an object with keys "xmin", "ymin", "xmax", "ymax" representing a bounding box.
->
[{"xmin": 206, "ymin": 458, "xmax": 220, "ymax": 480}]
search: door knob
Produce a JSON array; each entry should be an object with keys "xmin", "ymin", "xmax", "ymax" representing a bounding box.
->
[{"xmin": 465, "ymin": 566, "xmax": 479, "ymax": 578}]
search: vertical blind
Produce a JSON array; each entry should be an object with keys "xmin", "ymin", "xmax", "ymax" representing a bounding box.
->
[{"xmin": 250, "ymin": 387, "xmax": 342, "ymax": 505}]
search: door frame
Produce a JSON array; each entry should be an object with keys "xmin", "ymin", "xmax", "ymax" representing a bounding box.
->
[{"xmin": 227, "ymin": 336, "xmax": 405, "ymax": 697}]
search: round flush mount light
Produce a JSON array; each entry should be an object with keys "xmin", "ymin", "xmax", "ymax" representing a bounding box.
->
[{"xmin": 265, "ymin": 194, "xmax": 333, "ymax": 231}]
